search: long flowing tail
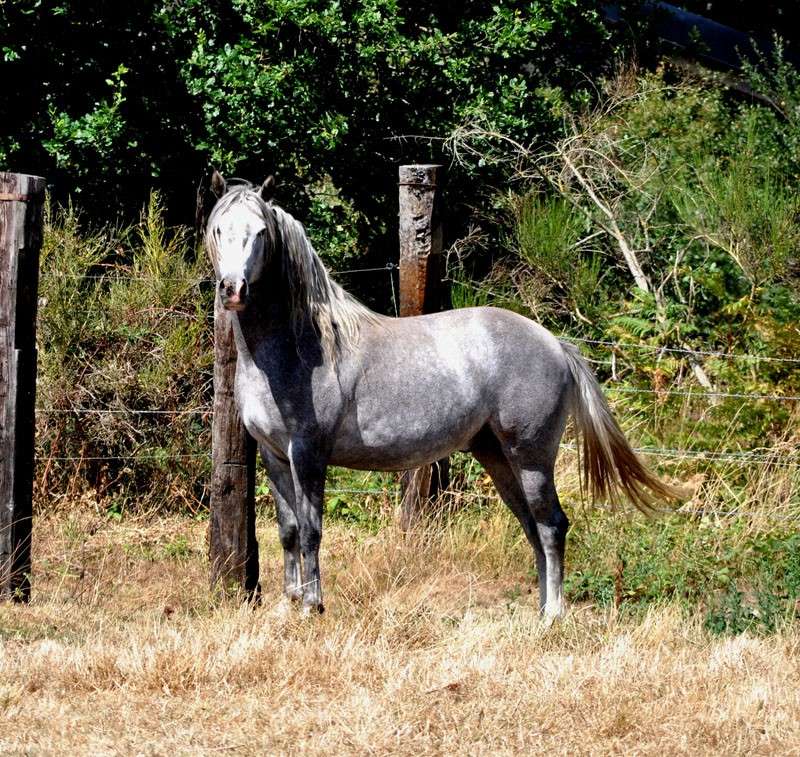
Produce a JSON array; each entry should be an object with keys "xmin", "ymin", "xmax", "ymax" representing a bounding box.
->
[{"xmin": 560, "ymin": 341, "xmax": 683, "ymax": 513}]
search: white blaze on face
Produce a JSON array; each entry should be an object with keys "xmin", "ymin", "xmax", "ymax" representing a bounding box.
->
[{"xmin": 214, "ymin": 202, "xmax": 267, "ymax": 286}]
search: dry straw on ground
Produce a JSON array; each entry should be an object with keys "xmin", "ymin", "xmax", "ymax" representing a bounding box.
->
[{"xmin": 1, "ymin": 507, "xmax": 798, "ymax": 756}]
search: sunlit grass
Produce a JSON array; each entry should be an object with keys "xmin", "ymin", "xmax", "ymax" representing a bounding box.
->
[{"xmin": 1, "ymin": 507, "xmax": 799, "ymax": 753}]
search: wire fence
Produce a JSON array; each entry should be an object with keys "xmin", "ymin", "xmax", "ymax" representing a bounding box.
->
[
  {"xmin": 326, "ymin": 486, "xmax": 800, "ymax": 523},
  {"xmin": 34, "ymin": 263, "xmax": 396, "ymax": 468},
  {"xmin": 559, "ymin": 335, "xmax": 800, "ymax": 364},
  {"xmin": 37, "ymin": 407, "xmax": 211, "ymax": 416},
  {"xmin": 36, "ymin": 442, "xmax": 800, "ymax": 467},
  {"xmin": 38, "ymin": 262, "xmax": 397, "ymax": 285},
  {"xmin": 604, "ymin": 386, "xmax": 800, "ymax": 402},
  {"xmin": 34, "ymin": 264, "xmax": 799, "ymax": 517}
]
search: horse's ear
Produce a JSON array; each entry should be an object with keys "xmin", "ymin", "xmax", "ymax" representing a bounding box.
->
[
  {"xmin": 260, "ymin": 175, "xmax": 276, "ymax": 203},
  {"xmin": 211, "ymin": 170, "xmax": 227, "ymax": 198}
]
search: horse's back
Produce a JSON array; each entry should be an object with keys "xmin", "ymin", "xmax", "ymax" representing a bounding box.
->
[
  {"xmin": 332, "ymin": 307, "xmax": 572, "ymax": 469},
  {"xmin": 368, "ymin": 306, "xmax": 570, "ymax": 393},
  {"xmin": 436, "ymin": 307, "xmax": 573, "ymax": 445}
]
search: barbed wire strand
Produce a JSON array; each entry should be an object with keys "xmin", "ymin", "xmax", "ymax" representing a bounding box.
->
[
  {"xmin": 39, "ymin": 272, "xmax": 212, "ymax": 284},
  {"xmin": 40, "ymin": 453, "xmax": 210, "ymax": 461},
  {"xmin": 327, "ymin": 488, "xmax": 398, "ymax": 495},
  {"xmin": 38, "ymin": 263, "xmax": 395, "ymax": 285},
  {"xmin": 336, "ymin": 263, "xmax": 396, "ymax": 275},
  {"xmin": 557, "ymin": 443, "xmax": 800, "ymax": 467},
  {"xmin": 455, "ymin": 281, "xmax": 799, "ymax": 364},
  {"xmin": 605, "ymin": 386, "xmax": 800, "ymax": 402},
  {"xmin": 34, "ymin": 376, "xmax": 800, "ymax": 418},
  {"xmin": 560, "ymin": 335, "xmax": 800, "ymax": 364},
  {"xmin": 323, "ymin": 488, "xmax": 799, "ymax": 522},
  {"xmin": 37, "ymin": 407, "xmax": 210, "ymax": 416},
  {"xmin": 38, "ymin": 445, "xmax": 799, "ymax": 467},
  {"xmin": 388, "ymin": 265, "xmax": 399, "ymax": 317}
]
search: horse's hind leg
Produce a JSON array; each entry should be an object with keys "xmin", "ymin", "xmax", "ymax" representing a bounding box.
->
[
  {"xmin": 261, "ymin": 448, "xmax": 303, "ymax": 603},
  {"xmin": 471, "ymin": 431, "xmax": 548, "ymax": 610},
  {"xmin": 516, "ymin": 465, "xmax": 569, "ymax": 619}
]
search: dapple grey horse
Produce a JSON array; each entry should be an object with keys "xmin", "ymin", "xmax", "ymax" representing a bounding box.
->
[{"xmin": 205, "ymin": 172, "xmax": 679, "ymax": 617}]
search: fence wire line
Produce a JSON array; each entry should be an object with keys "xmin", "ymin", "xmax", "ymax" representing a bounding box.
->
[
  {"xmin": 336, "ymin": 263, "xmax": 397, "ymax": 275},
  {"xmin": 388, "ymin": 263, "xmax": 399, "ymax": 317},
  {"xmin": 37, "ymin": 407, "xmax": 210, "ymax": 416},
  {"xmin": 38, "ymin": 263, "xmax": 396, "ymax": 285},
  {"xmin": 557, "ymin": 443, "xmax": 800, "ymax": 467},
  {"xmin": 34, "ymin": 376, "xmax": 800, "ymax": 418},
  {"xmin": 327, "ymin": 488, "xmax": 398, "ymax": 495},
  {"xmin": 327, "ymin": 487, "xmax": 799, "ymax": 522},
  {"xmin": 560, "ymin": 335, "xmax": 800, "ymax": 364},
  {"xmin": 40, "ymin": 453, "xmax": 210, "ymax": 461},
  {"xmin": 33, "ymin": 268, "xmax": 800, "ymax": 475},
  {"xmin": 38, "ymin": 445, "xmax": 799, "ymax": 467},
  {"xmin": 38, "ymin": 308, "xmax": 209, "ymax": 318},
  {"xmin": 605, "ymin": 385, "xmax": 800, "ymax": 402},
  {"xmin": 455, "ymin": 280, "xmax": 799, "ymax": 364}
]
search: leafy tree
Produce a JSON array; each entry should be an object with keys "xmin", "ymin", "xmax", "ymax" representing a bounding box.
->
[
  {"xmin": 164, "ymin": 0, "xmax": 643, "ymax": 252},
  {"xmin": 0, "ymin": 1, "xmax": 200, "ymax": 218},
  {"xmin": 1, "ymin": 1, "xmax": 644, "ymax": 251}
]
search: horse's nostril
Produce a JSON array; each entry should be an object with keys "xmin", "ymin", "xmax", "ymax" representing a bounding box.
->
[{"xmin": 218, "ymin": 277, "xmax": 247, "ymax": 306}]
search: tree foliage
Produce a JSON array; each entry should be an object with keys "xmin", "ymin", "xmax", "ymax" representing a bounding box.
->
[
  {"xmin": 449, "ymin": 60, "xmax": 800, "ymax": 459},
  {"xmin": 0, "ymin": 1, "xmax": 642, "ymax": 245}
]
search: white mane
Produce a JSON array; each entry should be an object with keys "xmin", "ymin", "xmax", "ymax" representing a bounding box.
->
[{"xmin": 206, "ymin": 183, "xmax": 379, "ymax": 359}]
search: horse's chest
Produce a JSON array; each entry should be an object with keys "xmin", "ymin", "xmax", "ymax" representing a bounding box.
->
[
  {"xmin": 234, "ymin": 359, "xmax": 342, "ymax": 449},
  {"xmin": 235, "ymin": 379, "xmax": 290, "ymax": 446}
]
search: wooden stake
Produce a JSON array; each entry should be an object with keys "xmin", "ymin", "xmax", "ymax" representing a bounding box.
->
[
  {"xmin": 398, "ymin": 164, "xmax": 449, "ymax": 529},
  {"xmin": 209, "ymin": 297, "xmax": 259, "ymax": 599},
  {"xmin": 0, "ymin": 172, "xmax": 45, "ymax": 602}
]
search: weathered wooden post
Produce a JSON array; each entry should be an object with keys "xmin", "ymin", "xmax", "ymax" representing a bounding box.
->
[
  {"xmin": 398, "ymin": 164, "xmax": 449, "ymax": 529},
  {"xmin": 0, "ymin": 172, "xmax": 45, "ymax": 602},
  {"xmin": 209, "ymin": 297, "xmax": 259, "ymax": 599}
]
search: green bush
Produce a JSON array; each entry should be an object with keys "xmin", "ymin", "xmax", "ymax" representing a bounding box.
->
[
  {"xmin": 564, "ymin": 512, "xmax": 800, "ymax": 635},
  {"xmin": 36, "ymin": 195, "xmax": 214, "ymax": 515},
  {"xmin": 0, "ymin": 1, "xmax": 645, "ymax": 265},
  {"xmin": 449, "ymin": 63, "xmax": 800, "ymax": 457}
]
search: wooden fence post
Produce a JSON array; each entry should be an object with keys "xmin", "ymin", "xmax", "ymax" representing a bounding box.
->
[
  {"xmin": 0, "ymin": 172, "xmax": 45, "ymax": 602},
  {"xmin": 398, "ymin": 164, "xmax": 449, "ymax": 529},
  {"xmin": 209, "ymin": 297, "xmax": 259, "ymax": 599}
]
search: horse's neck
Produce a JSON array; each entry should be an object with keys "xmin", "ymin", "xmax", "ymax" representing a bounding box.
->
[
  {"xmin": 229, "ymin": 275, "xmax": 323, "ymax": 371},
  {"xmin": 232, "ymin": 280, "xmax": 289, "ymax": 345}
]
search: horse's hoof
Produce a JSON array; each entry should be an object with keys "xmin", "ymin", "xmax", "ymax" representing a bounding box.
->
[
  {"xmin": 273, "ymin": 595, "xmax": 294, "ymax": 619},
  {"xmin": 541, "ymin": 602, "xmax": 566, "ymax": 626},
  {"xmin": 300, "ymin": 602, "xmax": 325, "ymax": 617},
  {"xmin": 285, "ymin": 589, "xmax": 304, "ymax": 604}
]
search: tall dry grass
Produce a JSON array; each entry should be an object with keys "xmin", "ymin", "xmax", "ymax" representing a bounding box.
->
[{"xmin": 1, "ymin": 506, "xmax": 799, "ymax": 755}]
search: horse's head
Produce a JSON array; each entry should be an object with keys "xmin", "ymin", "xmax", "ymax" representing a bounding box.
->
[{"xmin": 206, "ymin": 171, "xmax": 276, "ymax": 311}]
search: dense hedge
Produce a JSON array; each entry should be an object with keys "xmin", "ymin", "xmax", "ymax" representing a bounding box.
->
[{"xmin": 1, "ymin": 1, "xmax": 645, "ymax": 252}]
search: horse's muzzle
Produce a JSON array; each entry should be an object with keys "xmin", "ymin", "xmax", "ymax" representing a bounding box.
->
[{"xmin": 219, "ymin": 277, "xmax": 248, "ymax": 311}]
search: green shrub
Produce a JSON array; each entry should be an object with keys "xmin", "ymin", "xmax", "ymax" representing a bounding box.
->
[
  {"xmin": 447, "ymin": 64, "xmax": 800, "ymax": 457},
  {"xmin": 1, "ymin": 1, "xmax": 646, "ymax": 264},
  {"xmin": 564, "ymin": 512, "xmax": 800, "ymax": 635},
  {"xmin": 36, "ymin": 195, "xmax": 214, "ymax": 514}
]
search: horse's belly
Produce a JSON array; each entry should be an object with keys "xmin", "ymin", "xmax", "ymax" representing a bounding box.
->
[{"xmin": 330, "ymin": 402, "xmax": 484, "ymax": 471}]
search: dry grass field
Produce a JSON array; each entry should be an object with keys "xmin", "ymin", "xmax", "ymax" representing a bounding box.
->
[{"xmin": 1, "ymin": 504, "xmax": 799, "ymax": 756}]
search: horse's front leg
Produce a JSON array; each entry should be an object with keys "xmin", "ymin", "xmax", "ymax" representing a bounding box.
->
[
  {"xmin": 262, "ymin": 448, "xmax": 303, "ymax": 603},
  {"xmin": 288, "ymin": 439, "xmax": 328, "ymax": 614}
]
